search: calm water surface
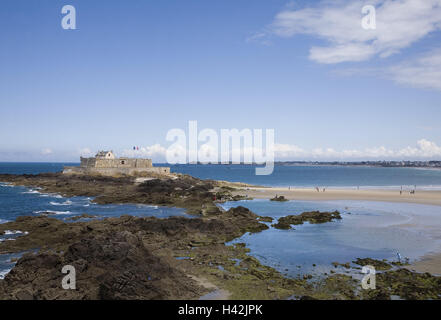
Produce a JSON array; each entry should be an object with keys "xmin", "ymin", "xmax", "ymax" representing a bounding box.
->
[{"xmin": 221, "ymin": 200, "xmax": 441, "ymax": 277}]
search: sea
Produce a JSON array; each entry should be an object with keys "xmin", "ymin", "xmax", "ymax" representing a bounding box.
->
[{"xmin": 1, "ymin": 162, "xmax": 441, "ymax": 279}]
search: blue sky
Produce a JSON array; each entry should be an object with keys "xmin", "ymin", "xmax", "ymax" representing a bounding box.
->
[{"xmin": 1, "ymin": 0, "xmax": 441, "ymax": 162}]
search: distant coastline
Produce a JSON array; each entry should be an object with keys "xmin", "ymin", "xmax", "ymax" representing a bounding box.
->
[
  {"xmin": 178, "ymin": 161, "xmax": 441, "ymax": 169},
  {"xmin": 274, "ymin": 160, "xmax": 441, "ymax": 169}
]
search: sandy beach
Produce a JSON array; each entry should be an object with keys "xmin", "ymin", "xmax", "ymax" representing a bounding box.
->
[
  {"xmin": 233, "ymin": 186, "xmax": 441, "ymax": 275},
  {"xmin": 407, "ymin": 254, "xmax": 441, "ymax": 275},
  {"xmin": 233, "ymin": 187, "xmax": 441, "ymax": 206}
]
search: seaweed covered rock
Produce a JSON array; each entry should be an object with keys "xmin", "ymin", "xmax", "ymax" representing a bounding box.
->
[
  {"xmin": 331, "ymin": 262, "xmax": 351, "ymax": 269},
  {"xmin": 272, "ymin": 211, "xmax": 342, "ymax": 229},
  {"xmin": 0, "ymin": 173, "xmax": 218, "ymax": 215},
  {"xmin": 361, "ymin": 268, "xmax": 441, "ymax": 300},
  {"xmin": 222, "ymin": 206, "xmax": 269, "ymax": 236},
  {"xmin": 0, "ymin": 208, "xmax": 269, "ymax": 255},
  {"xmin": 272, "ymin": 221, "xmax": 293, "ymax": 230},
  {"xmin": 0, "ymin": 209, "xmax": 287, "ymax": 300},
  {"xmin": 257, "ymin": 216, "xmax": 273, "ymax": 223},
  {"xmin": 0, "ymin": 232, "xmax": 206, "ymax": 300},
  {"xmin": 270, "ymin": 195, "xmax": 288, "ymax": 202},
  {"xmin": 353, "ymin": 258, "xmax": 392, "ymax": 271},
  {"xmin": 65, "ymin": 213, "xmax": 97, "ymax": 221}
]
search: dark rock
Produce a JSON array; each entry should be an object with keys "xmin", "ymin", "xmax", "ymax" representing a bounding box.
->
[
  {"xmin": 352, "ymin": 258, "xmax": 392, "ymax": 271},
  {"xmin": 272, "ymin": 211, "xmax": 342, "ymax": 229},
  {"xmin": 270, "ymin": 195, "xmax": 288, "ymax": 202}
]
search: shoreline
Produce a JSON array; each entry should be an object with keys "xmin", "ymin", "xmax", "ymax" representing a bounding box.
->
[
  {"xmin": 233, "ymin": 186, "xmax": 441, "ymax": 206},
  {"xmin": 408, "ymin": 253, "xmax": 441, "ymax": 276}
]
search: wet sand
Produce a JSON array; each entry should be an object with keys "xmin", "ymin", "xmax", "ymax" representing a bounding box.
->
[
  {"xmin": 407, "ymin": 254, "xmax": 441, "ymax": 275},
  {"xmin": 233, "ymin": 187, "xmax": 441, "ymax": 206}
]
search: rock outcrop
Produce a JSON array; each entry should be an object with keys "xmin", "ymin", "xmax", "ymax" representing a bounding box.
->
[{"xmin": 272, "ymin": 211, "xmax": 342, "ymax": 229}]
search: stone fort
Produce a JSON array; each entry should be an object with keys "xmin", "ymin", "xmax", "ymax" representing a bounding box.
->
[{"xmin": 63, "ymin": 151, "xmax": 170, "ymax": 176}]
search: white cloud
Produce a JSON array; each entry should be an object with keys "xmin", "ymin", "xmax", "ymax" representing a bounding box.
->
[
  {"xmin": 274, "ymin": 139, "xmax": 441, "ymax": 160},
  {"xmin": 387, "ymin": 48, "xmax": 441, "ymax": 90},
  {"xmin": 266, "ymin": 0, "xmax": 441, "ymax": 64},
  {"xmin": 120, "ymin": 140, "xmax": 441, "ymax": 162},
  {"xmin": 272, "ymin": 144, "xmax": 305, "ymax": 158},
  {"xmin": 78, "ymin": 148, "xmax": 94, "ymax": 157},
  {"xmin": 309, "ymin": 44, "xmax": 377, "ymax": 64},
  {"xmin": 121, "ymin": 144, "xmax": 167, "ymax": 159},
  {"xmin": 396, "ymin": 139, "xmax": 441, "ymax": 157},
  {"xmin": 40, "ymin": 148, "xmax": 53, "ymax": 155},
  {"xmin": 336, "ymin": 47, "xmax": 441, "ymax": 90}
]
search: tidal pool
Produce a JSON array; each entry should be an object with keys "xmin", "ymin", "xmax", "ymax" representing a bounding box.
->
[{"xmin": 220, "ymin": 200, "xmax": 441, "ymax": 277}]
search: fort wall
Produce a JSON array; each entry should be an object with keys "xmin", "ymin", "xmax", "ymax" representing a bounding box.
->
[
  {"xmin": 68, "ymin": 152, "xmax": 168, "ymax": 176},
  {"xmin": 63, "ymin": 166, "xmax": 170, "ymax": 176},
  {"xmin": 80, "ymin": 157, "xmax": 152, "ymax": 169}
]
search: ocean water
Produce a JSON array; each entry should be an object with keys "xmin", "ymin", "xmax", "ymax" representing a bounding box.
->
[
  {"xmin": 0, "ymin": 162, "xmax": 77, "ymax": 175},
  {"xmin": 221, "ymin": 200, "xmax": 441, "ymax": 277},
  {"xmin": 0, "ymin": 183, "xmax": 189, "ymax": 224},
  {"xmin": 170, "ymin": 164, "xmax": 441, "ymax": 189},
  {"xmin": 2, "ymin": 162, "xmax": 441, "ymax": 189}
]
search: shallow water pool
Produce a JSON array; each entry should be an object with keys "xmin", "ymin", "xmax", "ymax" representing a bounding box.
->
[{"xmin": 221, "ymin": 199, "xmax": 441, "ymax": 277}]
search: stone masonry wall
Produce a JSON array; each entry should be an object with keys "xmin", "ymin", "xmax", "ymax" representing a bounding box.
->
[
  {"xmin": 63, "ymin": 166, "xmax": 170, "ymax": 176},
  {"xmin": 81, "ymin": 158, "xmax": 153, "ymax": 168}
]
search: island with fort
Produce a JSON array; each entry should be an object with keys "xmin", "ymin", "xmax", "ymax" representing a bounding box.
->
[
  {"xmin": 63, "ymin": 150, "xmax": 170, "ymax": 176},
  {"xmin": 0, "ymin": 151, "xmax": 440, "ymax": 300}
]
